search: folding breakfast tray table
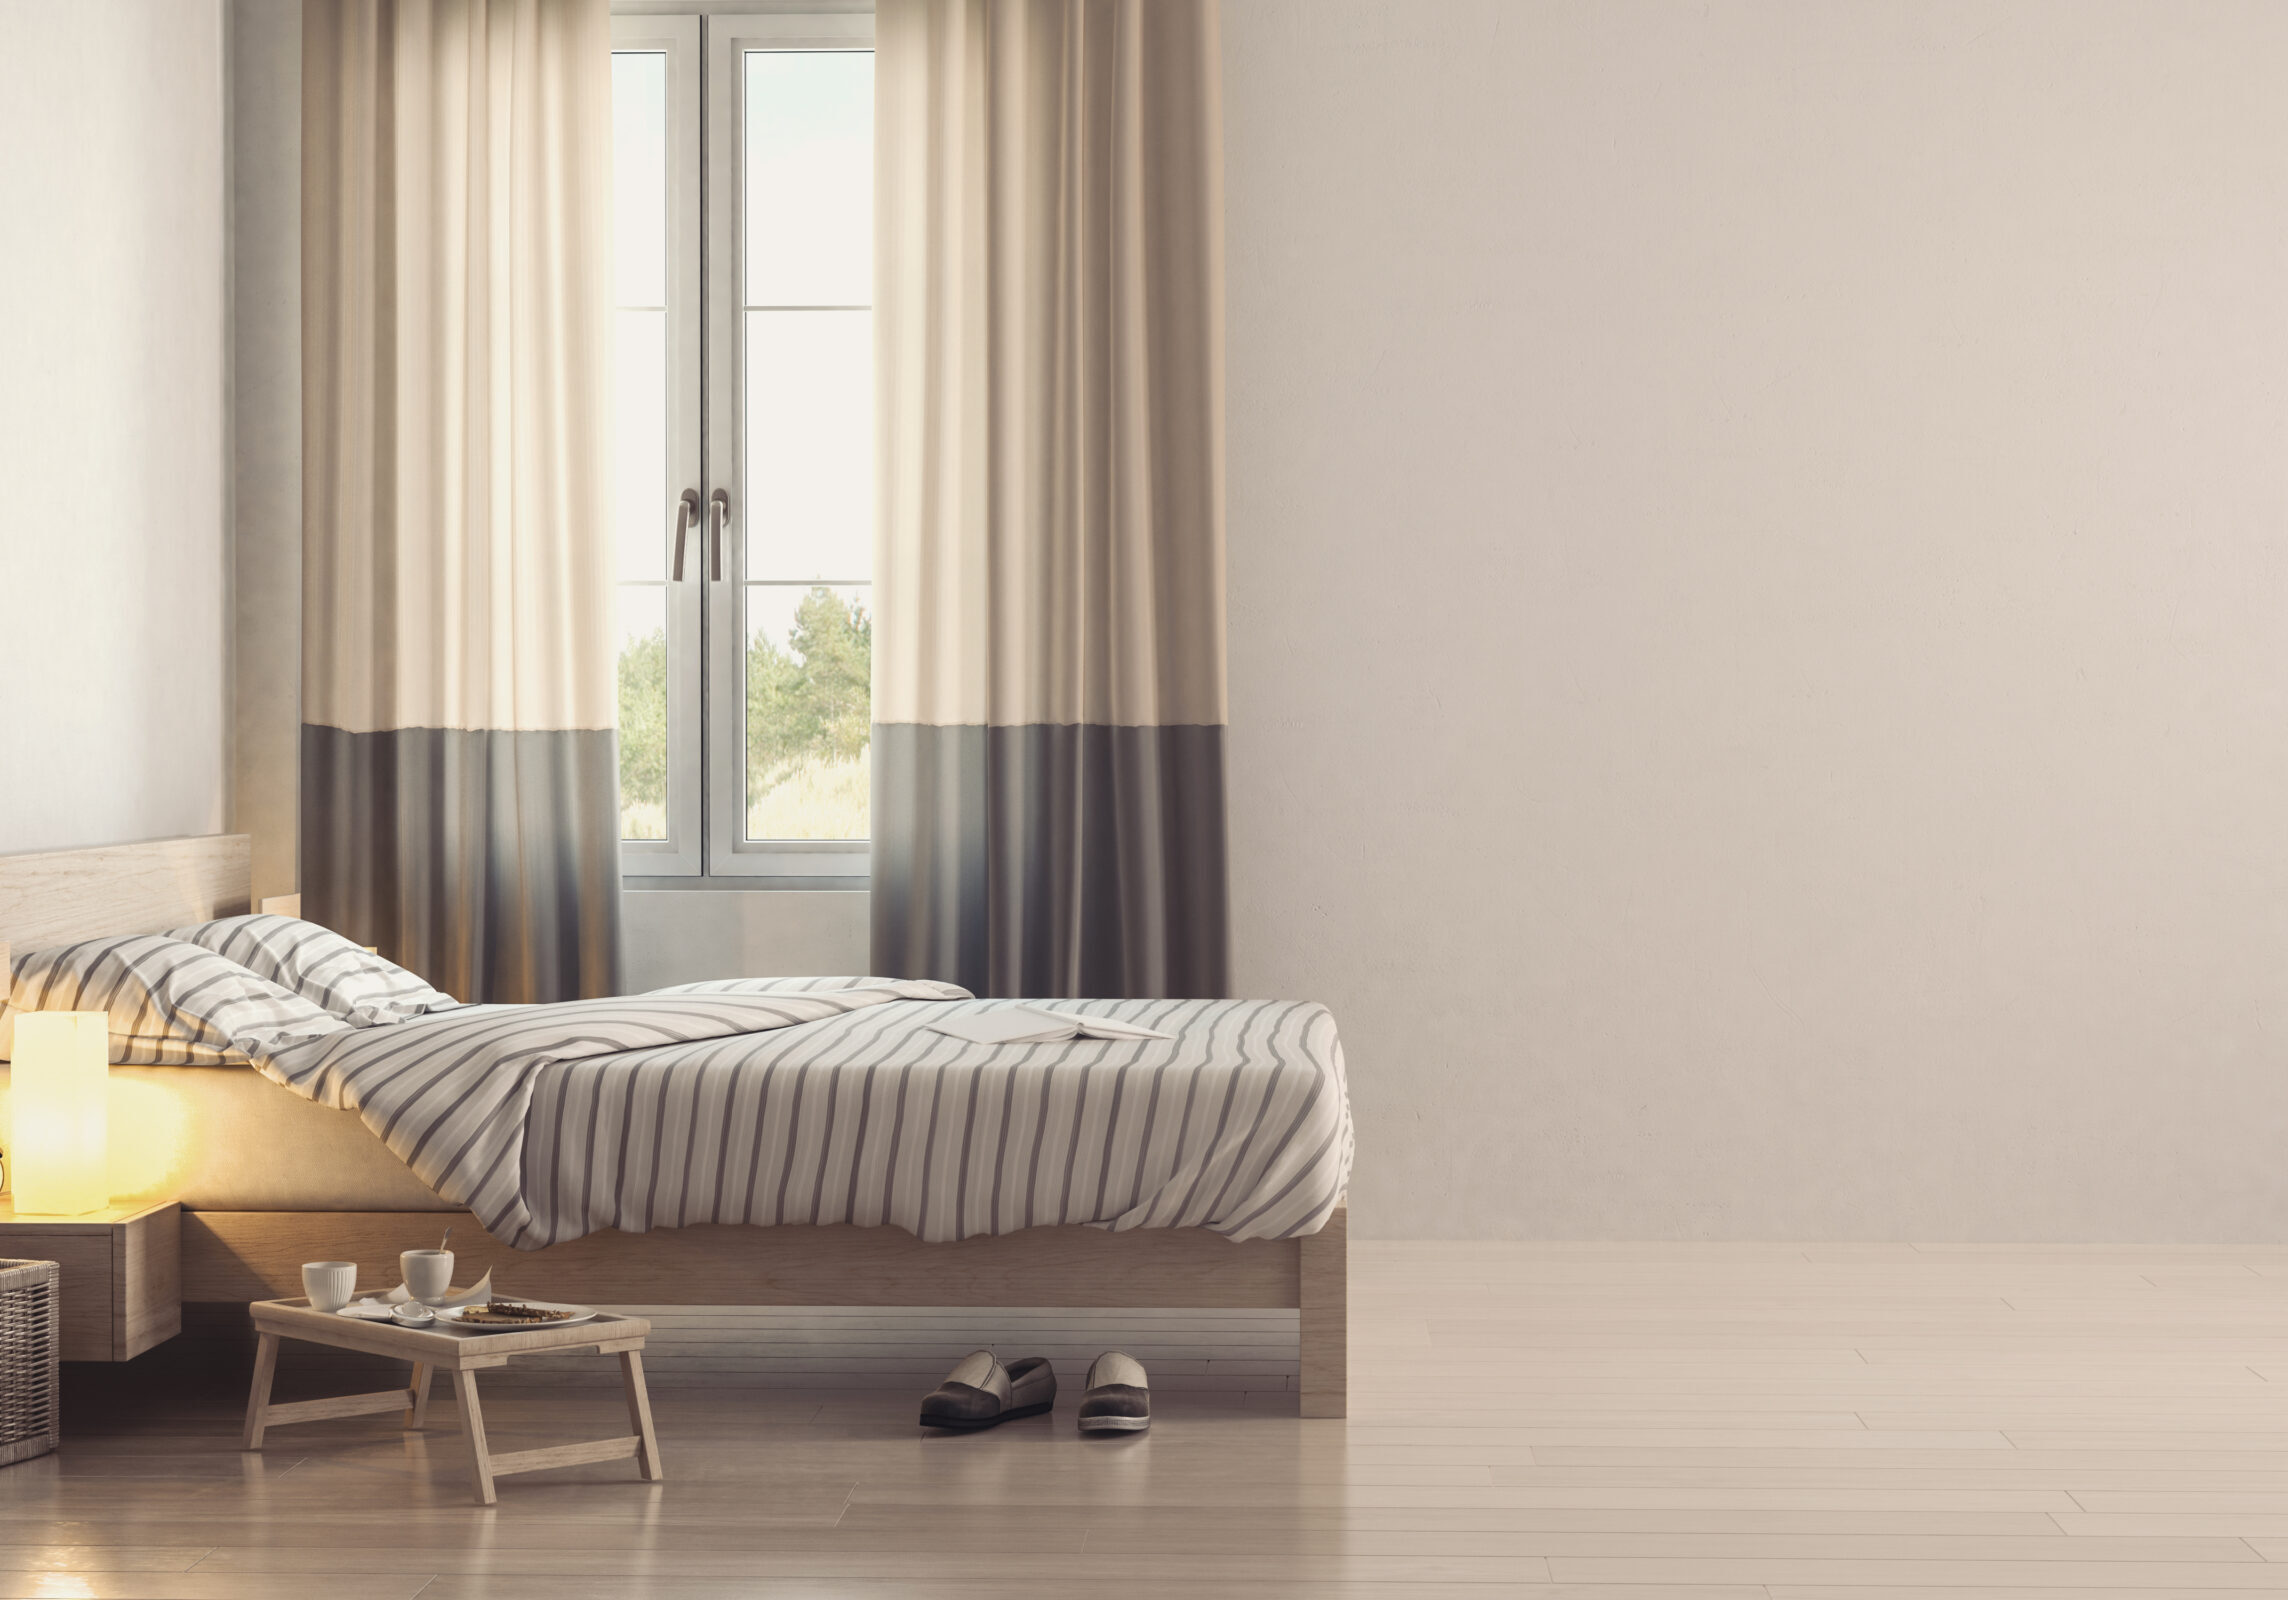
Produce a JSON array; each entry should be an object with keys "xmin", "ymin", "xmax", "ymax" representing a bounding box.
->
[{"xmin": 243, "ymin": 1297, "xmax": 663, "ymax": 1505}]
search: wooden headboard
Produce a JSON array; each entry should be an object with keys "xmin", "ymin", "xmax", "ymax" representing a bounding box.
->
[{"xmin": 0, "ymin": 835, "xmax": 253, "ymax": 954}]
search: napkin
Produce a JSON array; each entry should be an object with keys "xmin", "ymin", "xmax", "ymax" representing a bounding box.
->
[
  {"xmin": 338, "ymin": 1271, "xmax": 493, "ymax": 1318},
  {"xmin": 924, "ymin": 1007, "xmax": 1172, "ymax": 1045}
]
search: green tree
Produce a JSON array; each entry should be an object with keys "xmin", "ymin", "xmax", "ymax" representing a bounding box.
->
[
  {"xmin": 747, "ymin": 587, "xmax": 871, "ymax": 800},
  {"xmin": 617, "ymin": 625, "xmax": 668, "ymax": 836}
]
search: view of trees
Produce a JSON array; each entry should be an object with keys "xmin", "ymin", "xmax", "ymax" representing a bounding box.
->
[
  {"xmin": 745, "ymin": 587, "xmax": 871, "ymax": 793},
  {"xmin": 617, "ymin": 623, "xmax": 669, "ymax": 840},
  {"xmin": 616, "ymin": 585, "xmax": 872, "ymax": 842}
]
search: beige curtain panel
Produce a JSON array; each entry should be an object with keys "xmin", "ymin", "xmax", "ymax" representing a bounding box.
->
[
  {"xmin": 873, "ymin": 0, "xmax": 1230, "ymax": 997},
  {"xmin": 301, "ymin": 0, "xmax": 621, "ymax": 1003}
]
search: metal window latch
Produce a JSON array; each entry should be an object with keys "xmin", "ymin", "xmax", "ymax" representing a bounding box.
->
[
  {"xmin": 708, "ymin": 488, "xmax": 732, "ymax": 582},
  {"xmin": 671, "ymin": 489, "xmax": 701, "ymax": 580}
]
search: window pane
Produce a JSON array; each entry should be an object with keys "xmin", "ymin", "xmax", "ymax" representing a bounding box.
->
[
  {"xmin": 744, "ymin": 310, "xmax": 871, "ymax": 581},
  {"xmin": 618, "ymin": 584, "xmax": 669, "ymax": 840},
  {"xmin": 743, "ymin": 50, "xmax": 871, "ymax": 307},
  {"xmin": 613, "ymin": 308, "xmax": 669, "ymax": 581},
  {"xmin": 744, "ymin": 584, "xmax": 869, "ymax": 841},
  {"xmin": 612, "ymin": 52, "xmax": 667, "ymax": 308}
]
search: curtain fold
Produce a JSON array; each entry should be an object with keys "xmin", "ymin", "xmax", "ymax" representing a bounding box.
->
[
  {"xmin": 300, "ymin": 0, "xmax": 621, "ymax": 1003},
  {"xmin": 872, "ymin": 0, "xmax": 1229, "ymax": 999}
]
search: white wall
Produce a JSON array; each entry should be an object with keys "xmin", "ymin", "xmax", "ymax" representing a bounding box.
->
[
  {"xmin": 0, "ymin": 1, "xmax": 229, "ymax": 856},
  {"xmin": 1223, "ymin": 0, "xmax": 2288, "ymax": 1241}
]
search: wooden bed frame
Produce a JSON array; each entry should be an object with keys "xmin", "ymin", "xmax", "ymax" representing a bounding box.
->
[{"xmin": 0, "ymin": 835, "xmax": 1347, "ymax": 1416}]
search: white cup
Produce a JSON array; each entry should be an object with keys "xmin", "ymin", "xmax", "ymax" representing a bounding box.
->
[
  {"xmin": 302, "ymin": 1261, "xmax": 357, "ymax": 1313},
  {"xmin": 400, "ymin": 1249, "xmax": 454, "ymax": 1304}
]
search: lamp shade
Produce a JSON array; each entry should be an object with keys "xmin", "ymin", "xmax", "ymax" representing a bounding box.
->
[{"xmin": 10, "ymin": 1012, "xmax": 109, "ymax": 1215}]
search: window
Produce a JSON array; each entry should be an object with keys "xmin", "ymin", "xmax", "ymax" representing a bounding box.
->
[{"xmin": 611, "ymin": 12, "xmax": 873, "ymax": 882}]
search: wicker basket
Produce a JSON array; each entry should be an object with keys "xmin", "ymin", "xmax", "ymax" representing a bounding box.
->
[{"xmin": 0, "ymin": 1260, "xmax": 60, "ymax": 1467}]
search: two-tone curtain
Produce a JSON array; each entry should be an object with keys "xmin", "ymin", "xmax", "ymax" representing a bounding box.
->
[
  {"xmin": 873, "ymin": 0, "xmax": 1229, "ymax": 999},
  {"xmin": 300, "ymin": 0, "xmax": 621, "ymax": 1003}
]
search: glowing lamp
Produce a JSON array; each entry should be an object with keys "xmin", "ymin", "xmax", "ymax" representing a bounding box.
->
[{"xmin": 10, "ymin": 1012, "xmax": 110, "ymax": 1215}]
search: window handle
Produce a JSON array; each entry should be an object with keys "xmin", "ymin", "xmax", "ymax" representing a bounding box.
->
[
  {"xmin": 708, "ymin": 488, "xmax": 731, "ymax": 582},
  {"xmin": 670, "ymin": 489, "xmax": 700, "ymax": 580}
]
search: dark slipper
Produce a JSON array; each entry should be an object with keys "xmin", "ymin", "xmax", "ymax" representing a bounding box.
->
[{"xmin": 919, "ymin": 1351, "xmax": 1057, "ymax": 1430}]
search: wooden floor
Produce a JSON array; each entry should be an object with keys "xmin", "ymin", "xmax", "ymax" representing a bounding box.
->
[{"xmin": 18, "ymin": 1241, "xmax": 2288, "ymax": 1597}]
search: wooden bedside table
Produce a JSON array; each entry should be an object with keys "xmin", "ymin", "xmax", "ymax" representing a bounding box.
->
[{"xmin": 0, "ymin": 1200, "xmax": 180, "ymax": 1360}]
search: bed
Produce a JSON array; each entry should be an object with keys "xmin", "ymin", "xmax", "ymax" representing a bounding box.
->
[{"xmin": 0, "ymin": 834, "xmax": 1350, "ymax": 1415}]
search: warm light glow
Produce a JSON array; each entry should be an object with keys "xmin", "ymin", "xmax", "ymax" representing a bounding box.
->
[
  {"xmin": 10, "ymin": 1012, "xmax": 109, "ymax": 1215},
  {"xmin": 0, "ymin": 1076, "xmax": 190, "ymax": 1204}
]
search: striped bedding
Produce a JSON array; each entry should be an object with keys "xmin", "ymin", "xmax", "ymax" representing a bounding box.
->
[
  {"xmin": 170, "ymin": 913, "xmax": 461, "ymax": 1027},
  {"xmin": 2, "ymin": 934, "xmax": 350, "ymax": 1064},
  {"xmin": 253, "ymin": 977, "xmax": 1351, "ymax": 1247}
]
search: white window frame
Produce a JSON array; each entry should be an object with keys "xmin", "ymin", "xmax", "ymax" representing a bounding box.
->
[
  {"xmin": 612, "ymin": 14, "xmax": 705, "ymax": 877},
  {"xmin": 705, "ymin": 9, "xmax": 875, "ymax": 881},
  {"xmin": 615, "ymin": 6, "xmax": 874, "ymax": 886}
]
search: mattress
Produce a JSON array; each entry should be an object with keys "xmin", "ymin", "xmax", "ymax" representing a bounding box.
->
[{"xmin": 0, "ymin": 1063, "xmax": 455, "ymax": 1211}]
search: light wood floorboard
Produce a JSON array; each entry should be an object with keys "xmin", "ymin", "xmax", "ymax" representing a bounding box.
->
[{"xmin": 18, "ymin": 1242, "xmax": 2288, "ymax": 1595}]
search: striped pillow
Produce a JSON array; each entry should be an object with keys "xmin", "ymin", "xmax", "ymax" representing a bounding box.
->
[
  {"xmin": 1, "ymin": 934, "xmax": 351, "ymax": 1065},
  {"xmin": 168, "ymin": 914, "xmax": 461, "ymax": 1027}
]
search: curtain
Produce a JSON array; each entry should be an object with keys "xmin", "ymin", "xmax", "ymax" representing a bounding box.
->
[
  {"xmin": 300, "ymin": 0, "xmax": 621, "ymax": 1003},
  {"xmin": 872, "ymin": 0, "xmax": 1229, "ymax": 999}
]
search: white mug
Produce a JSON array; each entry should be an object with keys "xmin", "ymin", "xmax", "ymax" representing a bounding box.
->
[
  {"xmin": 400, "ymin": 1249, "xmax": 453, "ymax": 1303},
  {"xmin": 302, "ymin": 1261, "xmax": 357, "ymax": 1313}
]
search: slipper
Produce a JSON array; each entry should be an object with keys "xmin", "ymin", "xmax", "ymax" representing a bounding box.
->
[
  {"xmin": 1077, "ymin": 1350, "xmax": 1150, "ymax": 1434},
  {"xmin": 919, "ymin": 1350, "xmax": 1056, "ymax": 1430}
]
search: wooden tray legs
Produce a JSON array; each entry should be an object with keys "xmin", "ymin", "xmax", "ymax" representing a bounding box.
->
[
  {"xmin": 448, "ymin": 1339, "xmax": 664, "ymax": 1506},
  {"xmin": 408, "ymin": 1361, "xmax": 433, "ymax": 1428},
  {"xmin": 242, "ymin": 1331, "xmax": 427, "ymax": 1450},
  {"xmin": 243, "ymin": 1332, "xmax": 667, "ymax": 1506}
]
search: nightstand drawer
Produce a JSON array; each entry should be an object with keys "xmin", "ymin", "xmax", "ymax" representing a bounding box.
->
[{"xmin": 0, "ymin": 1201, "xmax": 180, "ymax": 1360}]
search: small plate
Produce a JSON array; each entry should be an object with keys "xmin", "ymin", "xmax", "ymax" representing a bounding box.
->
[{"xmin": 433, "ymin": 1299, "xmax": 599, "ymax": 1333}]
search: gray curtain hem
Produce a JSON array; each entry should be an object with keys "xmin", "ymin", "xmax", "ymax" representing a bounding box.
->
[
  {"xmin": 871, "ymin": 721, "xmax": 1229, "ymax": 999},
  {"xmin": 300, "ymin": 723, "xmax": 625, "ymax": 1004}
]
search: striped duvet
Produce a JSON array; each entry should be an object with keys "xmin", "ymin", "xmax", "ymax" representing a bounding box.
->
[{"xmin": 254, "ymin": 977, "xmax": 1352, "ymax": 1248}]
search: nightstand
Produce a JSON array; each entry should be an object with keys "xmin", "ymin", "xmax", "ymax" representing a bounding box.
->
[{"xmin": 0, "ymin": 1200, "xmax": 180, "ymax": 1360}]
